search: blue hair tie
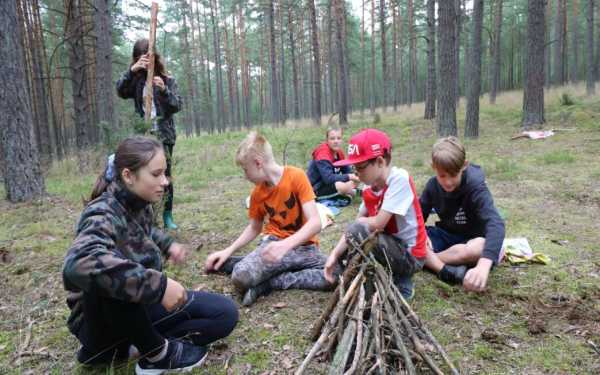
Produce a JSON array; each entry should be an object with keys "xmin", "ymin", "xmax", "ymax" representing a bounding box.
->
[{"xmin": 104, "ymin": 154, "xmax": 116, "ymax": 182}]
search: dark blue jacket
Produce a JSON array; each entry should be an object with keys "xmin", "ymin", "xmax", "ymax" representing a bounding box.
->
[
  {"xmin": 307, "ymin": 143, "xmax": 352, "ymax": 193},
  {"xmin": 419, "ymin": 164, "xmax": 505, "ymax": 263}
]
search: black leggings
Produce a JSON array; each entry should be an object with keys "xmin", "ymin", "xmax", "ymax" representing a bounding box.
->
[
  {"xmin": 76, "ymin": 291, "xmax": 238, "ymax": 364},
  {"xmin": 163, "ymin": 143, "xmax": 174, "ymax": 212}
]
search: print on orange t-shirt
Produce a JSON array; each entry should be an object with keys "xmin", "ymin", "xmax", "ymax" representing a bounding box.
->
[{"xmin": 248, "ymin": 166, "xmax": 318, "ymax": 245}]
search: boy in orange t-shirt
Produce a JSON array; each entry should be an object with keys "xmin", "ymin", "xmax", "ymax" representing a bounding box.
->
[{"xmin": 205, "ymin": 132, "xmax": 335, "ymax": 306}]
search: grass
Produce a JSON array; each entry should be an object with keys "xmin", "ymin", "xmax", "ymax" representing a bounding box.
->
[{"xmin": 1, "ymin": 84, "xmax": 600, "ymax": 374}]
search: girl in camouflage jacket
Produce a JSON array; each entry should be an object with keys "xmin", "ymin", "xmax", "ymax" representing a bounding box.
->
[{"xmin": 63, "ymin": 137, "xmax": 237, "ymax": 374}]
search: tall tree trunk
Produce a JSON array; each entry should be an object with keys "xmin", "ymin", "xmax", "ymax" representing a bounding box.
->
[
  {"xmin": 210, "ymin": 0, "xmax": 227, "ymax": 131},
  {"xmin": 437, "ymin": 0, "xmax": 458, "ymax": 136},
  {"xmin": 545, "ymin": 0, "xmax": 552, "ymax": 85},
  {"xmin": 18, "ymin": 0, "xmax": 52, "ymax": 162},
  {"xmin": 1, "ymin": 0, "xmax": 45, "ymax": 201},
  {"xmin": 307, "ymin": 0, "xmax": 321, "ymax": 124},
  {"xmin": 570, "ymin": 0, "xmax": 579, "ymax": 83},
  {"xmin": 380, "ymin": 0, "xmax": 388, "ymax": 110},
  {"xmin": 371, "ymin": 0, "xmax": 376, "ymax": 113},
  {"xmin": 455, "ymin": 0, "xmax": 461, "ymax": 103},
  {"xmin": 333, "ymin": 0, "xmax": 348, "ymax": 124},
  {"xmin": 278, "ymin": 1, "xmax": 287, "ymax": 123},
  {"xmin": 180, "ymin": 5, "xmax": 197, "ymax": 136},
  {"xmin": 425, "ymin": 0, "xmax": 437, "ymax": 119},
  {"xmin": 522, "ymin": 0, "xmax": 546, "ymax": 129},
  {"xmin": 266, "ymin": 0, "xmax": 281, "ymax": 125},
  {"xmin": 239, "ymin": 4, "xmax": 251, "ymax": 127},
  {"xmin": 408, "ymin": 0, "xmax": 416, "ymax": 106},
  {"xmin": 587, "ymin": 0, "xmax": 596, "ymax": 94},
  {"xmin": 189, "ymin": 0, "xmax": 205, "ymax": 134},
  {"xmin": 327, "ymin": 2, "xmax": 336, "ymax": 114},
  {"xmin": 392, "ymin": 2, "xmax": 398, "ymax": 111},
  {"xmin": 465, "ymin": 0, "xmax": 484, "ymax": 138},
  {"xmin": 489, "ymin": 0, "xmax": 503, "ymax": 104},
  {"xmin": 595, "ymin": 6, "xmax": 600, "ymax": 80},
  {"xmin": 288, "ymin": 4, "xmax": 301, "ymax": 119},
  {"xmin": 48, "ymin": 11, "xmax": 65, "ymax": 159},
  {"xmin": 65, "ymin": 0, "xmax": 92, "ymax": 151},
  {"xmin": 223, "ymin": 21, "xmax": 238, "ymax": 130},
  {"xmin": 553, "ymin": 0, "xmax": 566, "ymax": 85},
  {"xmin": 361, "ymin": 0, "xmax": 366, "ymax": 114},
  {"xmin": 93, "ymin": 0, "xmax": 115, "ymax": 144},
  {"xmin": 201, "ymin": 6, "xmax": 215, "ymax": 133}
]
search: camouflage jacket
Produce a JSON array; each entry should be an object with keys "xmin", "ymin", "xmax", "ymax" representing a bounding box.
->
[
  {"xmin": 116, "ymin": 69, "xmax": 182, "ymax": 145},
  {"xmin": 62, "ymin": 181, "xmax": 174, "ymax": 334}
]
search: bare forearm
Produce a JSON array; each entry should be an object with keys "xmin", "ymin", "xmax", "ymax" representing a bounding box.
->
[{"xmin": 227, "ymin": 223, "xmax": 261, "ymax": 254}]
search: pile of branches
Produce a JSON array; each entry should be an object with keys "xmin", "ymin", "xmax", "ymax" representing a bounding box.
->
[{"xmin": 296, "ymin": 234, "xmax": 460, "ymax": 375}]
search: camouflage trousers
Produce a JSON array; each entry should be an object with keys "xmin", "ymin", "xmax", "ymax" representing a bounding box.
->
[{"xmin": 231, "ymin": 236, "xmax": 336, "ymax": 292}]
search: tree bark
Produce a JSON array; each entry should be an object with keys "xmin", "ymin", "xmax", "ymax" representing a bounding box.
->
[
  {"xmin": 0, "ymin": 0, "xmax": 45, "ymax": 202},
  {"xmin": 239, "ymin": 4, "xmax": 251, "ymax": 127},
  {"xmin": 307, "ymin": 0, "xmax": 322, "ymax": 124},
  {"xmin": 522, "ymin": 0, "xmax": 546, "ymax": 129},
  {"xmin": 361, "ymin": 0, "xmax": 366, "ymax": 114},
  {"xmin": 570, "ymin": 0, "xmax": 579, "ymax": 83},
  {"xmin": 465, "ymin": 0, "xmax": 484, "ymax": 138},
  {"xmin": 425, "ymin": 0, "xmax": 437, "ymax": 119},
  {"xmin": 371, "ymin": 0, "xmax": 376, "ymax": 113},
  {"xmin": 210, "ymin": 0, "xmax": 227, "ymax": 131},
  {"xmin": 180, "ymin": 4, "xmax": 197, "ymax": 136},
  {"xmin": 288, "ymin": 4, "xmax": 301, "ymax": 120},
  {"xmin": 553, "ymin": 0, "xmax": 566, "ymax": 85},
  {"xmin": 380, "ymin": 0, "xmax": 388, "ymax": 110},
  {"xmin": 437, "ymin": 0, "xmax": 458, "ymax": 136},
  {"xmin": 408, "ymin": 0, "xmax": 416, "ymax": 107},
  {"xmin": 65, "ymin": 0, "xmax": 92, "ymax": 151},
  {"xmin": 587, "ymin": 0, "xmax": 596, "ymax": 94},
  {"xmin": 489, "ymin": 0, "xmax": 503, "ymax": 104},
  {"xmin": 333, "ymin": 0, "xmax": 348, "ymax": 124},
  {"xmin": 93, "ymin": 0, "xmax": 115, "ymax": 144}
]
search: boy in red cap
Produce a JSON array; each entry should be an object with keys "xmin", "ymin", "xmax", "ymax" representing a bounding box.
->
[{"xmin": 323, "ymin": 129, "xmax": 427, "ymax": 299}]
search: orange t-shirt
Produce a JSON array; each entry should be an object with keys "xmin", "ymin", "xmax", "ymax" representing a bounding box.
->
[{"xmin": 248, "ymin": 166, "xmax": 318, "ymax": 245}]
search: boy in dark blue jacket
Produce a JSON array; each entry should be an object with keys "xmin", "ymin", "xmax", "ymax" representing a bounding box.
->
[{"xmin": 420, "ymin": 137, "xmax": 505, "ymax": 291}]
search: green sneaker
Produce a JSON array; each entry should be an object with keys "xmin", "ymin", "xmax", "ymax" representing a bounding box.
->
[{"xmin": 163, "ymin": 210, "xmax": 178, "ymax": 230}]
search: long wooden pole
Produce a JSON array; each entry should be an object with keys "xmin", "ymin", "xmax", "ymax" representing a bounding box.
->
[{"xmin": 144, "ymin": 2, "xmax": 158, "ymax": 124}]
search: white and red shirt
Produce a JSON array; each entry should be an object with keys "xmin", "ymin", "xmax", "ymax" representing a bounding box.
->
[{"xmin": 360, "ymin": 167, "xmax": 427, "ymax": 259}]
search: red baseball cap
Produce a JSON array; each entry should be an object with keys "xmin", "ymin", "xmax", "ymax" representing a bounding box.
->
[{"xmin": 333, "ymin": 128, "xmax": 392, "ymax": 167}]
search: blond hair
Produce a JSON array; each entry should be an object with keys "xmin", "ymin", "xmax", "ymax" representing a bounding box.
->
[
  {"xmin": 431, "ymin": 136, "xmax": 466, "ymax": 176},
  {"xmin": 236, "ymin": 131, "xmax": 274, "ymax": 165}
]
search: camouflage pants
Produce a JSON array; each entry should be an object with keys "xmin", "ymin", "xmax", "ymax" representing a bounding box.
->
[{"xmin": 231, "ymin": 236, "xmax": 335, "ymax": 292}]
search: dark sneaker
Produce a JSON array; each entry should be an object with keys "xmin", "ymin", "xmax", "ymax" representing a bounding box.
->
[
  {"xmin": 135, "ymin": 340, "xmax": 207, "ymax": 375},
  {"xmin": 241, "ymin": 282, "xmax": 272, "ymax": 306},
  {"xmin": 438, "ymin": 265, "xmax": 467, "ymax": 285},
  {"xmin": 213, "ymin": 256, "xmax": 244, "ymax": 275}
]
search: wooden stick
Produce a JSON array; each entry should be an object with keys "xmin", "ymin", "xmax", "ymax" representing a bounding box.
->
[
  {"xmin": 374, "ymin": 280, "xmax": 416, "ymax": 375},
  {"xmin": 373, "ymin": 263, "xmax": 460, "ymax": 375},
  {"xmin": 343, "ymin": 285, "xmax": 365, "ymax": 375},
  {"xmin": 296, "ymin": 269, "xmax": 364, "ymax": 375},
  {"xmin": 328, "ymin": 315, "xmax": 357, "ymax": 375},
  {"xmin": 144, "ymin": 2, "xmax": 158, "ymax": 124}
]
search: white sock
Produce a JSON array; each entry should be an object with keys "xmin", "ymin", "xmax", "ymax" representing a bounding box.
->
[
  {"xmin": 128, "ymin": 345, "xmax": 140, "ymax": 359},
  {"xmin": 147, "ymin": 339, "xmax": 168, "ymax": 363}
]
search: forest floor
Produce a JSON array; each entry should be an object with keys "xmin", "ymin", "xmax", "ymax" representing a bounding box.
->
[{"xmin": 1, "ymin": 84, "xmax": 600, "ymax": 374}]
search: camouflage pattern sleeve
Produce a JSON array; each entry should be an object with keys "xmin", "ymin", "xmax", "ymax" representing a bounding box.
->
[
  {"xmin": 160, "ymin": 77, "xmax": 182, "ymax": 115},
  {"xmin": 151, "ymin": 226, "xmax": 175, "ymax": 256},
  {"xmin": 63, "ymin": 211, "xmax": 167, "ymax": 305}
]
